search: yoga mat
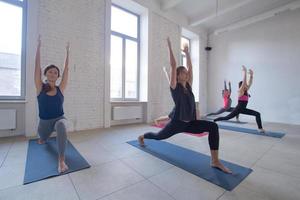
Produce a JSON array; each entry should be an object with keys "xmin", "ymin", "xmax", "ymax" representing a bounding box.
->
[
  {"xmin": 203, "ymin": 117, "xmax": 248, "ymax": 124},
  {"xmin": 218, "ymin": 124, "xmax": 285, "ymax": 138},
  {"xmin": 24, "ymin": 137, "xmax": 90, "ymax": 184},
  {"xmin": 128, "ymin": 140, "xmax": 252, "ymax": 191}
]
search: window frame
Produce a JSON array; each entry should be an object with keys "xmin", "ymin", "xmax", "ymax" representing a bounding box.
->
[
  {"xmin": 0, "ymin": 0, "xmax": 27, "ymax": 100},
  {"xmin": 110, "ymin": 4, "xmax": 140, "ymax": 101}
]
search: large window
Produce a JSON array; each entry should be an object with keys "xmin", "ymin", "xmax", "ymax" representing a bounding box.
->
[
  {"xmin": 0, "ymin": 0, "xmax": 26, "ymax": 99},
  {"xmin": 110, "ymin": 5, "xmax": 139, "ymax": 100}
]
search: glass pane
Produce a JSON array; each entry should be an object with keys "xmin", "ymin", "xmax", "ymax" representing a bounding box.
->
[
  {"xmin": 111, "ymin": 6, "xmax": 138, "ymax": 38},
  {"xmin": 0, "ymin": 1, "xmax": 22, "ymax": 97},
  {"xmin": 181, "ymin": 37, "xmax": 190, "ymax": 51},
  {"xmin": 110, "ymin": 35, "xmax": 123, "ymax": 98},
  {"xmin": 181, "ymin": 54, "xmax": 187, "ymax": 67},
  {"xmin": 125, "ymin": 40, "xmax": 138, "ymax": 99}
]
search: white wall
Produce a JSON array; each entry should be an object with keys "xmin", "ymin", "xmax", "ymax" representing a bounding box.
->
[{"xmin": 207, "ymin": 9, "xmax": 300, "ymax": 125}]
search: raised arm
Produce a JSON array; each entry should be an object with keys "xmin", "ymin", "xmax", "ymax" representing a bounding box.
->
[
  {"xmin": 228, "ymin": 81, "xmax": 232, "ymax": 95},
  {"xmin": 34, "ymin": 36, "xmax": 43, "ymax": 94},
  {"xmin": 247, "ymin": 69, "xmax": 253, "ymax": 89},
  {"xmin": 163, "ymin": 66, "xmax": 170, "ymax": 83},
  {"xmin": 222, "ymin": 80, "xmax": 227, "ymax": 97},
  {"xmin": 59, "ymin": 42, "xmax": 70, "ymax": 93},
  {"xmin": 167, "ymin": 37, "xmax": 177, "ymax": 89},
  {"xmin": 183, "ymin": 44, "xmax": 193, "ymax": 86},
  {"xmin": 239, "ymin": 66, "xmax": 248, "ymax": 95}
]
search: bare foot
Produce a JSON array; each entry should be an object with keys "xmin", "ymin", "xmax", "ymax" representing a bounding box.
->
[
  {"xmin": 37, "ymin": 139, "xmax": 45, "ymax": 144},
  {"xmin": 211, "ymin": 161, "xmax": 232, "ymax": 174},
  {"xmin": 138, "ymin": 135, "xmax": 145, "ymax": 147},
  {"xmin": 58, "ymin": 160, "xmax": 69, "ymax": 174}
]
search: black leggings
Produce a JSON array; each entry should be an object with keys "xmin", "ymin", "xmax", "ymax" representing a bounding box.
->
[
  {"xmin": 144, "ymin": 120, "xmax": 219, "ymax": 150},
  {"xmin": 214, "ymin": 101, "xmax": 263, "ymax": 129},
  {"xmin": 207, "ymin": 107, "xmax": 239, "ymax": 119}
]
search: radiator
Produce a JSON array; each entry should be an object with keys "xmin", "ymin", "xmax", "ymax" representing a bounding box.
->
[
  {"xmin": 112, "ymin": 106, "xmax": 143, "ymax": 120},
  {"xmin": 0, "ymin": 109, "xmax": 16, "ymax": 130}
]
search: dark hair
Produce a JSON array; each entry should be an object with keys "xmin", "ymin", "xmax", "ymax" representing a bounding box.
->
[
  {"xmin": 238, "ymin": 81, "xmax": 243, "ymax": 88},
  {"xmin": 176, "ymin": 66, "xmax": 186, "ymax": 77},
  {"xmin": 239, "ymin": 81, "xmax": 248, "ymax": 95},
  {"xmin": 42, "ymin": 65, "xmax": 60, "ymax": 93},
  {"xmin": 44, "ymin": 65, "xmax": 60, "ymax": 77}
]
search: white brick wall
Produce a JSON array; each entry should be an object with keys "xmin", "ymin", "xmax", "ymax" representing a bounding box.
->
[
  {"xmin": 148, "ymin": 13, "xmax": 180, "ymax": 121},
  {"xmin": 36, "ymin": 0, "xmax": 106, "ymax": 131},
  {"xmin": 199, "ymin": 34, "xmax": 208, "ymax": 115}
]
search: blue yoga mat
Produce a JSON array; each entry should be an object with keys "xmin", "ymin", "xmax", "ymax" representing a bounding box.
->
[
  {"xmin": 127, "ymin": 140, "xmax": 252, "ymax": 191},
  {"xmin": 218, "ymin": 124, "xmax": 285, "ymax": 138},
  {"xmin": 203, "ymin": 117, "xmax": 248, "ymax": 124},
  {"xmin": 24, "ymin": 137, "xmax": 90, "ymax": 184}
]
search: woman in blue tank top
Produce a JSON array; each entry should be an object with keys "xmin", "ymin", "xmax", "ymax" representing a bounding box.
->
[
  {"xmin": 34, "ymin": 36, "xmax": 70, "ymax": 173},
  {"xmin": 138, "ymin": 37, "xmax": 231, "ymax": 173}
]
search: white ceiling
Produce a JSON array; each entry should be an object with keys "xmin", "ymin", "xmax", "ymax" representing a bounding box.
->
[{"xmin": 157, "ymin": 0, "xmax": 299, "ymax": 32}]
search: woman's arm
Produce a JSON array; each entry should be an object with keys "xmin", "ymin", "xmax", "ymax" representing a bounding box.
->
[
  {"xmin": 34, "ymin": 35, "xmax": 43, "ymax": 94},
  {"xmin": 59, "ymin": 42, "xmax": 70, "ymax": 93},
  {"xmin": 183, "ymin": 44, "xmax": 193, "ymax": 86},
  {"xmin": 247, "ymin": 69, "xmax": 253, "ymax": 90},
  {"xmin": 222, "ymin": 80, "xmax": 227, "ymax": 97},
  {"xmin": 238, "ymin": 65, "xmax": 248, "ymax": 95},
  {"xmin": 167, "ymin": 37, "xmax": 177, "ymax": 89}
]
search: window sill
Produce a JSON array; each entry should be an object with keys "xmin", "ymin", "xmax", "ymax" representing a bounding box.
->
[
  {"xmin": 111, "ymin": 101, "xmax": 147, "ymax": 103},
  {"xmin": 0, "ymin": 100, "xmax": 27, "ymax": 104}
]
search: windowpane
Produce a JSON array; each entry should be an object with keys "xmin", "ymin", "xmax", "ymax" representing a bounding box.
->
[
  {"xmin": 111, "ymin": 6, "xmax": 138, "ymax": 38},
  {"xmin": 181, "ymin": 54, "xmax": 187, "ymax": 67},
  {"xmin": 125, "ymin": 40, "xmax": 138, "ymax": 99},
  {"xmin": 110, "ymin": 35, "xmax": 123, "ymax": 98},
  {"xmin": 0, "ymin": 1, "xmax": 22, "ymax": 97},
  {"xmin": 181, "ymin": 37, "xmax": 190, "ymax": 51}
]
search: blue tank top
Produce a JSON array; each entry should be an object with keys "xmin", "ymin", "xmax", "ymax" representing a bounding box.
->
[
  {"xmin": 170, "ymin": 83, "xmax": 196, "ymax": 121},
  {"xmin": 37, "ymin": 85, "xmax": 64, "ymax": 120}
]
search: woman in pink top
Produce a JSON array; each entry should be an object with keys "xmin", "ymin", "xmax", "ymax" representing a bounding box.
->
[
  {"xmin": 214, "ymin": 66, "xmax": 265, "ymax": 133},
  {"xmin": 206, "ymin": 81, "xmax": 239, "ymax": 121}
]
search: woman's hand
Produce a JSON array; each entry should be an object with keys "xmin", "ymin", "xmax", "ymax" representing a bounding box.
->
[
  {"xmin": 183, "ymin": 44, "xmax": 189, "ymax": 54},
  {"xmin": 242, "ymin": 65, "xmax": 247, "ymax": 72}
]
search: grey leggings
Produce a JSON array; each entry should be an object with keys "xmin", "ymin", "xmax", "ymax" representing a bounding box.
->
[{"xmin": 38, "ymin": 116, "xmax": 67, "ymax": 157}]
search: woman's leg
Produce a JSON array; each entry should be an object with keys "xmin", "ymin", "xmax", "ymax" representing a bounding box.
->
[
  {"xmin": 54, "ymin": 118, "xmax": 68, "ymax": 173},
  {"xmin": 184, "ymin": 120, "xmax": 232, "ymax": 173},
  {"xmin": 240, "ymin": 108, "xmax": 263, "ymax": 130},
  {"xmin": 214, "ymin": 106, "xmax": 242, "ymax": 122},
  {"xmin": 37, "ymin": 119, "xmax": 54, "ymax": 144},
  {"xmin": 206, "ymin": 108, "xmax": 226, "ymax": 116},
  {"xmin": 54, "ymin": 118, "xmax": 68, "ymax": 157},
  {"xmin": 138, "ymin": 120, "xmax": 186, "ymax": 146},
  {"xmin": 185, "ymin": 120, "xmax": 219, "ymax": 150},
  {"xmin": 226, "ymin": 107, "xmax": 240, "ymax": 121}
]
